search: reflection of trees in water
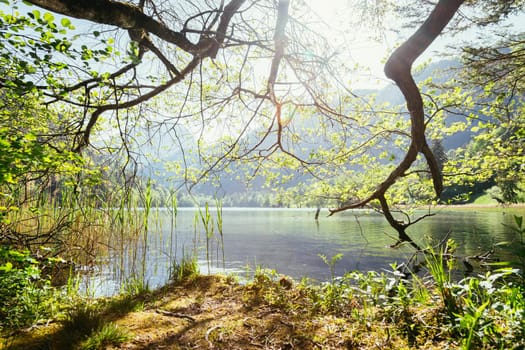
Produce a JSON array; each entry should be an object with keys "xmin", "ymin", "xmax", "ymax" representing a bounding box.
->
[{"xmin": 415, "ymin": 210, "xmax": 523, "ymax": 264}]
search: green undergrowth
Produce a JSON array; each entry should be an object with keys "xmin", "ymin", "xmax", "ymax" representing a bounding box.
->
[
  {"xmin": 243, "ymin": 263, "xmax": 524, "ymax": 349},
  {"xmin": 3, "ymin": 262, "xmax": 523, "ymax": 349},
  {"xmin": 0, "ymin": 247, "xmax": 73, "ymax": 333}
]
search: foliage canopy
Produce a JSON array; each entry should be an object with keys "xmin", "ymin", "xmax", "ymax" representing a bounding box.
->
[{"xmin": 0, "ymin": 0, "xmax": 523, "ymax": 247}]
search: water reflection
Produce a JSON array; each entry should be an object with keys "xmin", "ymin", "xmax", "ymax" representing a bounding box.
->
[{"xmin": 84, "ymin": 207, "xmax": 524, "ymax": 296}]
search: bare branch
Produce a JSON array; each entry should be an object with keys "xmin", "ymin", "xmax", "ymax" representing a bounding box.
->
[{"xmin": 74, "ymin": 57, "xmax": 201, "ymax": 152}]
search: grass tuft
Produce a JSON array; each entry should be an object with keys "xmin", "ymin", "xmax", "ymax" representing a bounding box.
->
[
  {"xmin": 79, "ymin": 322, "xmax": 131, "ymax": 350},
  {"xmin": 170, "ymin": 255, "xmax": 199, "ymax": 284}
]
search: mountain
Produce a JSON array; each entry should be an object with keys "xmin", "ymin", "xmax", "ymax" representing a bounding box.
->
[{"xmin": 142, "ymin": 58, "xmax": 480, "ymax": 202}]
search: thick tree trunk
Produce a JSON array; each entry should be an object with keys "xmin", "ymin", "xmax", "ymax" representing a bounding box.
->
[
  {"xmin": 331, "ymin": 0, "xmax": 465, "ymax": 246},
  {"xmin": 26, "ymin": 0, "xmax": 198, "ymax": 53},
  {"xmin": 383, "ymin": 0, "xmax": 465, "ymax": 199}
]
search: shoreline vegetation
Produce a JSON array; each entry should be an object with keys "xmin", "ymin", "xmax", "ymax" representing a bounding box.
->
[
  {"xmin": 118, "ymin": 203, "xmax": 525, "ymax": 211},
  {"xmin": 1, "ymin": 1, "xmax": 524, "ymax": 349},
  {"xmin": 2, "ymin": 266, "xmax": 524, "ymax": 350},
  {"xmin": 1, "ymin": 208, "xmax": 524, "ymax": 349},
  {"xmin": 2, "ymin": 214, "xmax": 525, "ymax": 350},
  {"xmin": 429, "ymin": 203, "xmax": 525, "ymax": 210},
  {"xmin": 1, "ymin": 208, "xmax": 525, "ymax": 350}
]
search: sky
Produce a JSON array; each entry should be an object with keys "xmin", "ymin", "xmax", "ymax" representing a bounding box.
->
[
  {"xmin": 305, "ymin": 0, "xmax": 396, "ymax": 88},
  {"xmin": 306, "ymin": 0, "xmax": 525, "ymax": 89}
]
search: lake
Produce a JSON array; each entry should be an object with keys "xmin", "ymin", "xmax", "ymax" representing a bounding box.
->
[{"xmin": 84, "ymin": 206, "xmax": 525, "ymax": 296}]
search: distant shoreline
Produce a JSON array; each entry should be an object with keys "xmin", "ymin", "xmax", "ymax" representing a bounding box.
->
[
  {"xmin": 428, "ymin": 203, "xmax": 525, "ymax": 210},
  {"xmin": 151, "ymin": 204, "xmax": 525, "ymax": 211}
]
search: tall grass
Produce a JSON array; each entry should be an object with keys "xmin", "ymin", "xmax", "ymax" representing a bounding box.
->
[
  {"xmin": 4, "ymin": 183, "xmax": 112, "ymax": 266},
  {"xmin": 193, "ymin": 200, "xmax": 226, "ymax": 273},
  {"xmin": 422, "ymin": 230, "xmax": 525, "ymax": 349},
  {"xmin": 215, "ymin": 198, "xmax": 225, "ymax": 269},
  {"xmin": 79, "ymin": 322, "xmax": 131, "ymax": 350},
  {"xmin": 195, "ymin": 202, "xmax": 214, "ymax": 273},
  {"xmin": 170, "ymin": 251, "xmax": 199, "ymax": 283},
  {"xmin": 139, "ymin": 178, "xmax": 153, "ymax": 286},
  {"xmin": 497, "ymin": 215, "xmax": 525, "ymax": 286},
  {"xmin": 166, "ymin": 190, "xmax": 178, "ymax": 262},
  {"xmin": 425, "ymin": 239, "xmax": 458, "ymax": 318}
]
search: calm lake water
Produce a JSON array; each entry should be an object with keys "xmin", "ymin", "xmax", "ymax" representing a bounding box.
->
[{"xmin": 85, "ymin": 206, "xmax": 525, "ymax": 296}]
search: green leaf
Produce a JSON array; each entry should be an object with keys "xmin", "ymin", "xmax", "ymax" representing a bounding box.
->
[
  {"xmin": 486, "ymin": 261, "xmax": 512, "ymax": 267},
  {"xmin": 31, "ymin": 9, "xmax": 40, "ymax": 20},
  {"xmin": 60, "ymin": 17, "xmax": 71, "ymax": 28},
  {"xmin": 0, "ymin": 262, "xmax": 13, "ymax": 272},
  {"xmin": 514, "ymin": 215, "xmax": 523, "ymax": 230},
  {"xmin": 43, "ymin": 12, "xmax": 54, "ymax": 24}
]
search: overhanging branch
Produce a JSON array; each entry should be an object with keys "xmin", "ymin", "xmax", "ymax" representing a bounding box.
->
[
  {"xmin": 25, "ymin": 0, "xmax": 199, "ymax": 53},
  {"xmin": 330, "ymin": 0, "xmax": 465, "ymax": 245}
]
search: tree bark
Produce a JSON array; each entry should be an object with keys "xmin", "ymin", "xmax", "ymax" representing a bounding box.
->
[
  {"xmin": 383, "ymin": 0, "xmax": 465, "ymax": 198},
  {"xmin": 25, "ymin": 0, "xmax": 199, "ymax": 53},
  {"xmin": 331, "ymin": 0, "xmax": 465, "ymax": 245},
  {"xmin": 25, "ymin": 0, "xmax": 246, "ymax": 57}
]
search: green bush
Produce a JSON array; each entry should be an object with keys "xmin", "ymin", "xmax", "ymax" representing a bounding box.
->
[{"xmin": 0, "ymin": 246, "xmax": 61, "ymax": 333}]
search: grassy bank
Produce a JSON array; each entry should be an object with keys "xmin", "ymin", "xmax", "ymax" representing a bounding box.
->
[
  {"xmin": 2, "ymin": 259, "xmax": 524, "ymax": 350},
  {"xmin": 427, "ymin": 203, "xmax": 525, "ymax": 213}
]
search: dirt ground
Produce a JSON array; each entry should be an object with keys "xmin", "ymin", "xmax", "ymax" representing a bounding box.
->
[{"xmin": 4, "ymin": 274, "xmax": 455, "ymax": 350}]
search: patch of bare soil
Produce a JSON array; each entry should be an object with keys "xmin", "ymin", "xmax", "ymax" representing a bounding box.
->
[{"xmin": 114, "ymin": 275, "xmax": 330, "ymax": 350}]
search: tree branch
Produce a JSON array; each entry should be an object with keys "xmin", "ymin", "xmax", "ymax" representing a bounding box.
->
[
  {"xmin": 25, "ymin": 0, "xmax": 199, "ymax": 53},
  {"xmin": 268, "ymin": 0, "xmax": 290, "ymax": 102},
  {"xmin": 74, "ymin": 57, "xmax": 201, "ymax": 152},
  {"xmin": 330, "ymin": 0, "xmax": 465, "ymax": 245}
]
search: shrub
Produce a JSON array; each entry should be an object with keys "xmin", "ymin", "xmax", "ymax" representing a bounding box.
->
[{"xmin": 0, "ymin": 246, "xmax": 62, "ymax": 333}]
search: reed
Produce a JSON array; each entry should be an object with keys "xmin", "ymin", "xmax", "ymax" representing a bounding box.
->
[
  {"xmin": 215, "ymin": 198, "xmax": 225, "ymax": 269},
  {"xmin": 139, "ymin": 178, "xmax": 153, "ymax": 286},
  {"xmin": 425, "ymin": 239, "xmax": 458, "ymax": 318},
  {"xmin": 196, "ymin": 202, "xmax": 214, "ymax": 273},
  {"xmin": 164, "ymin": 189, "xmax": 178, "ymax": 267}
]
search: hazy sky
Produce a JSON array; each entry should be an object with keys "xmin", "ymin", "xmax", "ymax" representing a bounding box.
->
[{"xmin": 306, "ymin": 0, "xmax": 525, "ymax": 88}]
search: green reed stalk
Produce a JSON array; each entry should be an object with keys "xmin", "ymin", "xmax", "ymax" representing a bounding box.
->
[
  {"xmin": 167, "ymin": 190, "xmax": 178, "ymax": 261},
  {"xmin": 215, "ymin": 198, "xmax": 225, "ymax": 269},
  {"xmin": 140, "ymin": 179, "xmax": 152, "ymax": 286},
  {"xmin": 202, "ymin": 203, "xmax": 214, "ymax": 273},
  {"xmin": 193, "ymin": 210, "xmax": 200, "ymax": 258},
  {"xmin": 143, "ymin": 179, "xmax": 152, "ymax": 233},
  {"xmin": 123, "ymin": 187, "xmax": 139, "ymax": 287},
  {"xmin": 194, "ymin": 203, "xmax": 214, "ymax": 273},
  {"xmin": 425, "ymin": 240, "xmax": 458, "ymax": 318},
  {"xmin": 170, "ymin": 247, "xmax": 199, "ymax": 283},
  {"xmin": 116, "ymin": 189, "xmax": 127, "ymax": 288}
]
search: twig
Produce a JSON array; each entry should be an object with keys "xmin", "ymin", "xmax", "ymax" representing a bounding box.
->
[
  {"xmin": 155, "ymin": 309, "xmax": 196, "ymax": 323},
  {"xmin": 205, "ymin": 325, "xmax": 222, "ymax": 348}
]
